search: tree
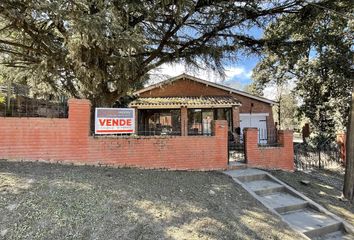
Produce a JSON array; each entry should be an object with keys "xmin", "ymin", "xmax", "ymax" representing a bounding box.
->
[
  {"xmin": 274, "ymin": 88, "xmax": 298, "ymax": 130},
  {"xmin": 0, "ymin": 0, "xmax": 320, "ymax": 106},
  {"xmin": 344, "ymin": 82, "xmax": 354, "ymax": 200},
  {"xmin": 250, "ymin": 0, "xmax": 354, "ymax": 200}
]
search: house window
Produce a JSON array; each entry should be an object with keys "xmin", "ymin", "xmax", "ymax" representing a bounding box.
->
[
  {"xmin": 188, "ymin": 108, "xmax": 232, "ymax": 135},
  {"xmin": 138, "ymin": 109, "xmax": 181, "ymax": 136},
  {"xmin": 188, "ymin": 109, "xmax": 214, "ymax": 135},
  {"xmin": 215, "ymin": 108, "xmax": 232, "ymax": 130}
]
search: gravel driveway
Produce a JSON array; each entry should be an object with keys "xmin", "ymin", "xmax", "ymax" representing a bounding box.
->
[{"xmin": 0, "ymin": 160, "xmax": 303, "ymax": 240}]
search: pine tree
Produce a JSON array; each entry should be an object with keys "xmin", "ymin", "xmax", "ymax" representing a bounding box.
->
[
  {"xmin": 251, "ymin": 0, "xmax": 354, "ymax": 200},
  {"xmin": 0, "ymin": 0, "xmax": 324, "ymax": 106}
]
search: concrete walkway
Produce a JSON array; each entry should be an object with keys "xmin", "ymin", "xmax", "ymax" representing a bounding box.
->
[{"xmin": 224, "ymin": 169, "xmax": 354, "ymax": 240}]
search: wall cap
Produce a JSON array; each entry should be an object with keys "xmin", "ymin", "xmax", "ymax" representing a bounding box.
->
[
  {"xmin": 68, "ymin": 98, "xmax": 92, "ymax": 105},
  {"xmin": 278, "ymin": 130, "xmax": 293, "ymax": 134},
  {"xmin": 243, "ymin": 128, "xmax": 258, "ymax": 132}
]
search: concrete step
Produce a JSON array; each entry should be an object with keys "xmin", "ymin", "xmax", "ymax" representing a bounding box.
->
[
  {"xmin": 224, "ymin": 168, "xmax": 266, "ymax": 179},
  {"xmin": 305, "ymin": 223, "xmax": 343, "ymax": 239},
  {"xmin": 224, "ymin": 169, "xmax": 354, "ymax": 240},
  {"xmin": 236, "ymin": 173, "xmax": 267, "ymax": 182},
  {"xmin": 274, "ymin": 202, "xmax": 309, "ymax": 214},
  {"xmin": 243, "ymin": 179, "xmax": 285, "ymax": 196},
  {"xmin": 313, "ymin": 230, "xmax": 354, "ymax": 240},
  {"xmin": 227, "ymin": 161, "xmax": 247, "ymax": 170},
  {"xmin": 259, "ymin": 191, "xmax": 308, "ymax": 209},
  {"xmin": 280, "ymin": 208, "xmax": 341, "ymax": 238}
]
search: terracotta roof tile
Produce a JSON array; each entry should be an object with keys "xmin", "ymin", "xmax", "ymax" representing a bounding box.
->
[{"xmin": 129, "ymin": 96, "xmax": 241, "ymax": 107}]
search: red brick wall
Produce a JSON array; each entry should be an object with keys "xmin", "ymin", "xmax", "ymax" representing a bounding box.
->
[
  {"xmin": 139, "ymin": 78, "xmax": 274, "ymax": 128},
  {"xmin": 244, "ymin": 128, "xmax": 294, "ymax": 171},
  {"xmin": 337, "ymin": 133, "xmax": 346, "ymax": 164},
  {"xmin": 0, "ymin": 99, "xmax": 228, "ymax": 170}
]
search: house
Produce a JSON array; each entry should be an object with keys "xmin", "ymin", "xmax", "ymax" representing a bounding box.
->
[{"xmin": 129, "ymin": 73, "xmax": 277, "ymax": 138}]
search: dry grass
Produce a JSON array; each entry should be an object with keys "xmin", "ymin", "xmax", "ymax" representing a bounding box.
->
[{"xmin": 0, "ymin": 160, "xmax": 303, "ymax": 240}]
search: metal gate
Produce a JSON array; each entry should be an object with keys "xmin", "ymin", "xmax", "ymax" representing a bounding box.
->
[{"xmin": 228, "ymin": 131, "xmax": 245, "ymax": 164}]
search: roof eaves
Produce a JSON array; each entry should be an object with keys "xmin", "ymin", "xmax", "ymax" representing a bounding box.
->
[{"xmin": 133, "ymin": 73, "xmax": 277, "ymax": 105}]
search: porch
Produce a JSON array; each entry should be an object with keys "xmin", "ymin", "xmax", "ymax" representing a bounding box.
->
[{"xmin": 129, "ymin": 96, "xmax": 241, "ymax": 136}]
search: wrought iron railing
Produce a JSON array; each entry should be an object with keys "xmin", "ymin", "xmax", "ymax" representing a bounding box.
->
[
  {"xmin": 258, "ymin": 128, "xmax": 279, "ymax": 147},
  {"xmin": 294, "ymin": 140, "xmax": 343, "ymax": 170},
  {"xmin": 187, "ymin": 123, "xmax": 212, "ymax": 136},
  {"xmin": 0, "ymin": 97, "xmax": 68, "ymax": 118}
]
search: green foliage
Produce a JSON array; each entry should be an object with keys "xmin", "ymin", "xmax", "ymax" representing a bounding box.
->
[
  {"xmin": 243, "ymin": 83, "xmax": 263, "ymax": 97},
  {"xmin": 273, "ymin": 91, "xmax": 299, "ymax": 130},
  {"xmin": 0, "ymin": 0, "xmax": 322, "ymax": 106},
  {"xmin": 251, "ymin": 0, "xmax": 353, "ymax": 139}
]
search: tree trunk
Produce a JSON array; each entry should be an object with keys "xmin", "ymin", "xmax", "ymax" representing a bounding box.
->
[{"xmin": 343, "ymin": 80, "xmax": 354, "ymax": 201}]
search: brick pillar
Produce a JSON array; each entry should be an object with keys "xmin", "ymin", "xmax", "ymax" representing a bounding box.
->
[
  {"xmin": 181, "ymin": 106, "xmax": 188, "ymax": 136},
  {"xmin": 278, "ymin": 130, "xmax": 294, "ymax": 171},
  {"xmin": 68, "ymin": 99, "xmax": 91, "ymax": 136},
  {"xmin": 213, "ymin": 120, "xmax": 228, "ymax": 168},
  {"xmin": 244, "ymin": 128, "xmax": 259, "ymax": 164},
  {"xmin": 232, "ymin": 106, "xmax": 240, "ymax": 131},
  {"xmin": 337, "ymin": 133, "xmax": 346, "ymax": 164},
  {"xmin": 267, "ymin": 106, "xmax": 275, "ymax": 131}
]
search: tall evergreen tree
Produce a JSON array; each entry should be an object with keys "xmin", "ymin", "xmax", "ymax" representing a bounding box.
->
[
  {"xmin": 251, "ymin": 0, "xmax": 354, "ymax": 200},
  {"xmin": 0, "ymin": 0, "xmax": 320, "ymax": 106}
]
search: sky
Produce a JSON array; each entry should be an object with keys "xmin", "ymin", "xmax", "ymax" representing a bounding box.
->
[{"xmin": 148, "ymin": 27, "xmax": 270, "ymax": 98}]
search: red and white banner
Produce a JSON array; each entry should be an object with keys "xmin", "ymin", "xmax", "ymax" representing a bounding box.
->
[{"xmin": 95, "ymin": 108, "xmax": 135, "ymax": 134}]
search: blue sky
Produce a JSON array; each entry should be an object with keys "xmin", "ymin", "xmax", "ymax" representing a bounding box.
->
[{"xmin": 223, "ymin": 26, "xmax": 263, "ymax": 89}]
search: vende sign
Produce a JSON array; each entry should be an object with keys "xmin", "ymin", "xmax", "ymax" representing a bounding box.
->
[{"xmin": 95, "ymin": 108, "xmax": 135, "ymax": 134}]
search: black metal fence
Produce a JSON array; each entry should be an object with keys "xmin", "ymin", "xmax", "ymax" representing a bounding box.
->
[
  {"xmin": 0, "ymin": 97, "xmax": 68, "ymax": 118},
  {"xmin": 228, "ymin": 131, "xmax": 245, "ymax": 162},
  {"xmin": 294, "ymin": 140, "xmax": 343, "ymax": 170},
  {"xmin": 187, "ymin": 122, "xmax": 212, "ymax": 136},
  {"xmin": 258, "ymin": 128, "xmax": 279, "ymax": 146},
  {"xmin": 137, "ymin": 129, "xmax": 182, "ymax": 136}
]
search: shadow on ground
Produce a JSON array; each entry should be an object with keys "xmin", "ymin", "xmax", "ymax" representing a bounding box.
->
[{"xmin": 0, "ymin": 160, "xmax": 303, "ymax": 240}]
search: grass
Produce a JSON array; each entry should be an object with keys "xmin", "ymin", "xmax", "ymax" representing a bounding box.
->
[
  {"xmin": 269, "ymin": 166, "xmax": 354, "ymax": 226},
  {"xmin": 0, "ymin": 160, "xmax": 304, "ymax": 240}
]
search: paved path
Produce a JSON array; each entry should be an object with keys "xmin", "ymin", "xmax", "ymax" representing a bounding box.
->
[{"xmin": 224, "ymin": 169, "xmax": 354, "ymax": 240}]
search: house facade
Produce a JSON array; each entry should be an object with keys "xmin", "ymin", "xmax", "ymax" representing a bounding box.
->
[{"xmin": 129, "ymin": 74, "xmax": 276, "ymax": 138}]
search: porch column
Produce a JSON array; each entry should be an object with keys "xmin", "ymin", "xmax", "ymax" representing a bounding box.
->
[
  {"xmin": 181, "ymin": 106, "xmax": 188, "ymax": 136},
  {"xmin": 232, "ymin": 106, "xmax": 240, "ymax": 131},
  {"xmin": 134, "ymin": 108, "xmax": 138, "ymax": 134}
]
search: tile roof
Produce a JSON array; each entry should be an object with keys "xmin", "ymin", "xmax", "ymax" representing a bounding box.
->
[
  {"xmin": 129, "ymin": 96, "xmax": 241, "ymax": 108},
  {"xmin": 133, "ymin": 73, "xmax": 277, "ymax": 105}
]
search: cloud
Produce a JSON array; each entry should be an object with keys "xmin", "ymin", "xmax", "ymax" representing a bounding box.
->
[
  {"xmin": 148, "ymin": 62, "xmax": 253, "ymax": 87},
  {"xmin": 262, "ymin": 80, "xmax": 296, "ymax": 101},
  {"xmin": 263, "ymin": 85, "xmax": 278, "ymax": 101}
]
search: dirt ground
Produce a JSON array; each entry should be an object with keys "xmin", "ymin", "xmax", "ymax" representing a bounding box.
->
[
  {"xmin": 0, "ymin": 160, "xmax": 304, "ymax": 240},
  {"xmin": 269, "ymin": 166, "xmax": 354, "ymax": 226}
]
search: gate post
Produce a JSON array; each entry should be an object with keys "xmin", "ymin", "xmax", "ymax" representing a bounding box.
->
[{"xmin": 244, "ymin": 128, "xmax": 259, "ymax": 163}]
